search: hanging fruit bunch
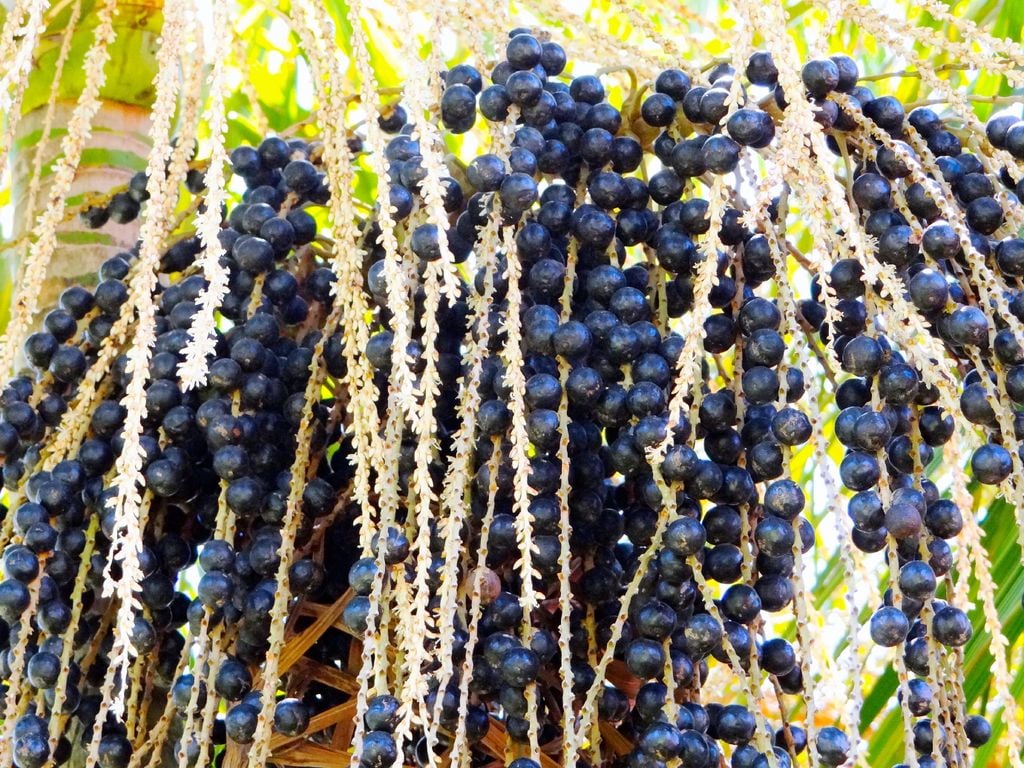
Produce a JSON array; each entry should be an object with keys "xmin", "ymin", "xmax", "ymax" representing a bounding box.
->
[{"xmin": 1, "ymin": 1, "xmax": 1024, "ymax": 768}]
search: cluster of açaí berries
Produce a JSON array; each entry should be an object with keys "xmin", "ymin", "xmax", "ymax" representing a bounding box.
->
[{"xmin": 1, "ymin": 24, "xmax": 1015, "ymax": 768}]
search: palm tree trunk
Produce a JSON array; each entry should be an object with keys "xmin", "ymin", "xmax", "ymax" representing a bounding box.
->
[{"xmin": 9, "ymin": 0, "xmax": 163, "ymax": 311}]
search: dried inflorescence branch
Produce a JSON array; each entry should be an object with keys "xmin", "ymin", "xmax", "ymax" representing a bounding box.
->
[
  {"xmin": 246, "ymin": 1, "xmax": 376, "ymax": 765},
  {"xmin": 99, "ymin": 0, "xmax": 200, "ymax": 726},
  {"xmin": 0, "ymin": 0, "xmax": 47, "ymax": 157},
  {"xmin": 605, "ymin": 0, "xmax": 705, "ymax": 78},
  {"xmin": 453, "ymin": 441, "xmax": 504, "ymax": 768},
  {"xmin": 804, "ymin": 94, "xmax": 962, "ymax": 416},
  {"xmin": 951, "ymin": 441, "xmax": 1024, "ymax": 766},
  {"xmin": 426, "ymin": 217, "xmax": 500, "ymax": 761},
  {"xmin": 554, "ymin": 236, "xmax": 581, "ymax": 764},
  {"xmin": 17, "ymin": 0, "xmax": 85, "ymax": 248},
  {"xmin": 46, "ymin": 516, "xmax": 100, "ymax": 755},
  {"xmin": 360, "ymin": 14, "xmax": 481, "ymax": 758},
  {"xmin": 427, "ymin": 109, "xmax": 521, "ymax": 757},
  {"xmin": 0, "ymin": 0, "xmax": 118, "ymax": 379},
  {"xmin": 668, "ymin": 174, "xmax": 728, "ymax": 434},
  {"xmin": 343, "ymin": 0, "xmax": 406, "ymax": 537},
  {"xmin": 499, "ymin": 223, "xmax": 541, "ymax": 603},
  {"xmin": 0, "ymin": 0, "xmax": 33, "ymax": 81},
  {"xmin": 741, "ymin": 0, "xmax": 846, "ymax": 339},
  {"xmin": 867, "ymin": 397, "xmax": 921, "ymax": 768},
  {"xmin": 752, "ymin": 210, "xmax": 825, "ymax": 766},
  {"xmin": 335, "ymin": 1, "xmax": 417, "ymax": 760},
  {"xmin": 178, "ymin": 0, "xmax": 236, "ymax": 389},
  {"xmin": 569, "ymin": 478, "xmax": 680, "ymax": 759},
  {"xmin": 846, "ymin": 0, "xmax": 1024, "ymax": 88},
  {"xmin": 349, "ymin": 404, "xmax": 404, "ymax": 768},
  {"xmin": 244, "ymin": 266, "xmax": 343, "ymax": 767}
]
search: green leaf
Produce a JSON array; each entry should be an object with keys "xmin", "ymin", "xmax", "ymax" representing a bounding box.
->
[
  {"xmin": 22, "ymin": 0, "xmax": 163, "ymax": 117},
  {"xmin": 993, "ymin": 0, "xmax": 1024, "ymax": 42}
]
